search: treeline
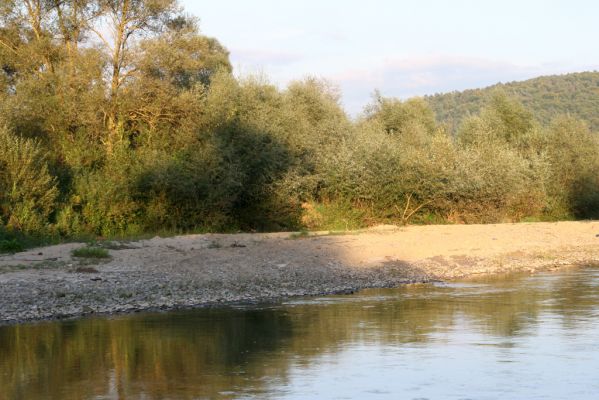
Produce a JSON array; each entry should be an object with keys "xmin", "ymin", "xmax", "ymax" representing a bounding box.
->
[
  {"xmin": 426, "ymin": 71, "xmax": 599, "ymax": 132},
  {"xmin": 1, "ymin": 1, "xmax": 599, "ymax": 249}
]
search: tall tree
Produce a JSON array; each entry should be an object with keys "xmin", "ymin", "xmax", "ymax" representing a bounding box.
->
[
  {"xmin": 51, "ymin": 1, "xmax": 100, "ymax": 59},
  {"xmin": 94, "ymin": 0, "xmax": 178, "ymax": 98},
  {"xmin": 91, "ymin": 0, "xmax": 179, "ymax": 152},
  {"xmin": 122, "ymin": 16, "xmax": 230, "ymax": 141}
]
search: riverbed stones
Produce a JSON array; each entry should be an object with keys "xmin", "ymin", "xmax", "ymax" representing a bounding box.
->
[{"xmin": 1, "ymin": 222, "xmax": 599, "ymax": 325}]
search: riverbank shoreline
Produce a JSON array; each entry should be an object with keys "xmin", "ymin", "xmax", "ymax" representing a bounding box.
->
[{"xmin": 1, "ymin": 221, "xmax": 598, "ymax": 325}]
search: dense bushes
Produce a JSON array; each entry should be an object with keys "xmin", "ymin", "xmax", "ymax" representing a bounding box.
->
[
  {"xmin": 305, "ymin": 94, "xmax": 550, "ymax": 226},
  {"xmin": 544, "ymin": 116, "xmax": 599, "ymax": 219},
  {"xmin": 0, "ymin": 127, "xmax": 58, "ymax": 235},
  {"xmin": 1, "ymin": 1, "xmax": 598, "ymax": 252}
]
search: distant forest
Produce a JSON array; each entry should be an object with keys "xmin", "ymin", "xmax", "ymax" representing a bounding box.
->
[
  {"xmin": 1, "ymin": 1, "xmax": 598, "ymax": 251},
  {"xmin": 426, "ymin": 72, "xmax": 599, "ymax": 132}
]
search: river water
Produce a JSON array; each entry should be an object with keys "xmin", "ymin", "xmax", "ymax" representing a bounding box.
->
[{"xmin": 1, "ymin": 266, "xmax": 599, "ymax": 399}]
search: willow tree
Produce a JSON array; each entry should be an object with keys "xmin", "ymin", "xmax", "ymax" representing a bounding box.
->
[{"xmin": 122, "ymin": 15, "xmax": 231, "ymax": 144}]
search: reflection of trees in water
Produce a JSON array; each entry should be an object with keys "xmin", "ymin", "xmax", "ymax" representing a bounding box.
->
[
  {"xmin": 546, "ymin": 269, "xmax": 599, "ymax": 330},
  {"xmin": 0, "ymin": 310, "xmax": 295, "ymax": 399},
  {"xmin": 0, "ymin": 268, "xmax": 597, "ymax": 399}
]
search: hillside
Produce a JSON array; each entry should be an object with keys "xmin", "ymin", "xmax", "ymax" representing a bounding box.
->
[{"xmin": 425, "ymin": 71, "xmax": 599, "ymax": 131}]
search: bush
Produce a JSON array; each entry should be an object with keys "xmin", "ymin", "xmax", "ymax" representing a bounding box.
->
[
  {"xmin": 307, "ymin": 119, "xmax": 453, "ymax": 225},
  {"xmin": 544, "ymin": 116, "xmax": 599, "ymax": 219},
  {"xmin": 0, "ymin": 126, "xmax": 58, "ymax": 234},
  {"xmin": 447, "ymin": 142, "xmax": 547, "ymax": 222},
  {"xmin": 0, "ymin": 225, "xmax": 26, "ymax": 253},
  {"xmin": 0, "ymin": 239, "xmax": 24, "ymax": 254}
]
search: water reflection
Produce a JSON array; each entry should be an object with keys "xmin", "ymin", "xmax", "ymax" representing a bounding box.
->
[{"xmin": 1, "ymin": 267, "xmax": 599, "ymax": 399}]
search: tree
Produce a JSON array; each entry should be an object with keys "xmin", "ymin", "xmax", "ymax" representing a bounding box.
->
[
  {"xmin": 137, "ymin": 16, "xmax": 231, "ymax": 89},
  {"xmin": 457, "ymin": 91, "xmax": 538, "ymax": 150},
  {"xmin": 364, "ymin": 92, "xmax": 437, "ymax": 146},
  {"xmin": 544, "ymin": 116, "xmax": 599, "ymax": 218},
  {"xmin": 92, "ymin": 0, "xmax": 179, "ymax": 96},
  {"xmin": 92, "ymin": 0, "xmax": 179, "ymax": 152},
  {"xmin": 51, "ymin": 1, "xmax": 102, "ymax": 63}
]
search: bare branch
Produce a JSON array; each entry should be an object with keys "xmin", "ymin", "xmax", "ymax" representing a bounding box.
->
[
  {"xmin": 0, "ymin": 38, "xmax": 18, "ymax": 55},
  {"xmin": 89, "ymin": 26, "xmax": 112, "ymax": 51},
  {"xmin": 395, "ymin": 193, "xmax": 433, "ymax": 225}
]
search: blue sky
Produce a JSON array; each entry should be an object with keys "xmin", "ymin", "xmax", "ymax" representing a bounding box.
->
[{"xmin": 181, "ymin": 0, "xmax": 599, "ymax": 113}]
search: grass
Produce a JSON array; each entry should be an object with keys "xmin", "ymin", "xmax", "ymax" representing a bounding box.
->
[
  {"xmin": 289, "ymin": 230, "xmax": 310, "ymax": 239},
  {"xmin": 0, "ymin": 239, "xmax": 24, "ymax": 254},
  {"xmin": 0, "ymin": 260, "xmax": 67, "ymax": 273},
  {"xmin": 325, "ymin": 230, "xmax": 360, "ymax": 236},
  {"xmin": 71, "ymin": 246, "xmax": 111, "ymax": 259}
]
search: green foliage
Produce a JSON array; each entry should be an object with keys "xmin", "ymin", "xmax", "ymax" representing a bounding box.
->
[
  {"xmin": 457, "ymin": 91, "xmax": 538, "ymax": 147},
  {"xmin": 0, "ymin": 127, "xmax": 58, "ymax": 234},
  {"xmin": 299, "ymin": 201, "xmax": 366, "ymax": 231},
  {"xmin": 0, "ymin": 1, "xmax": 598, "ymax": 247},
  {"xmin": 366, "ymin": 92, "xmax": 437, "ymax": 140},
  {"xmin": 543, "ymin": 116, "xmax": 599, "ymax": 219},
  {"xmin": 289, "ymin": 230, "xmax": 310, "ymax": 239},
  {"xmin": 0, "ymin": 238, "xmax": 24, "ymax": 254},
  {"xmin": 426, "ymin": 71, "xmax": 599, "ymax": 132},
  {"xmin": 71, "ymin": 246, "xmax": 111, "ymax": 259},
  {"xmin": 138, "ymin": 16, "xmax": 232, "ymax": 89}
]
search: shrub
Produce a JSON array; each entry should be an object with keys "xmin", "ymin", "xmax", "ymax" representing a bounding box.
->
[
  {"xmin": 0, "ymin": 239, "xmax": 24, "ymax": 254},
  {"xmin": 544, "ymin": 116, "xmax": 599, "ymax": 219},
  {"xmin": 0, "ymin": 126, "xmax": 58, "ymax": 234},
  {"xmin": 448, "ymin": 142, "xmax": 547, "ymax": 222}
]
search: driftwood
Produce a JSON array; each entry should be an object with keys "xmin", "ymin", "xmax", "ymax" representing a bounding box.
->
[{"xmin": 395, "ymin": 193, "xmax": 432, "ymax": 225}]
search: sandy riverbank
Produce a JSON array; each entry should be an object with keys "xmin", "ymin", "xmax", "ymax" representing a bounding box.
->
[{"xmin": 1, "ymin": 221, "xmax": 598, "ymax": 324}]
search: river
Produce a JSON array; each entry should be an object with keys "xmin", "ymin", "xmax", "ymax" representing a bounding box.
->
[{"xmin": 1, "ymin": 266, "xmax": 599, "ymax": 399}]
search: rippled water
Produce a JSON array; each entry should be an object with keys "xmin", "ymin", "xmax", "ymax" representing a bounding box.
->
[{"xmin": 2, "ymin": 266, "xmax": 599, "ymax": 399}]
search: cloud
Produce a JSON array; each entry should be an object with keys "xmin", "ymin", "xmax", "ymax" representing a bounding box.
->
[
  {"xmin": 231, "ymin": 48, "xmax": 303, "ymax": 66},
  {"xmin": 330, "ymin": 54, "xmax": 591, "ymax": 114},
  {"xmin": 316, "ymin": 30, "xmax": 348, "ymax": 42},
  {"xmin": 335, "ymin": 55, "xmax": 541, "ymax": 94}
]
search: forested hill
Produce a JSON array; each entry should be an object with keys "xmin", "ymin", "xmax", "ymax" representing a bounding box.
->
[{"xmin": 425, "ymin": 71, "xmax": 599, "ymax": 131}]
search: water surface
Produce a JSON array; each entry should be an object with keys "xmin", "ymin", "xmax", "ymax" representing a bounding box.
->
[{"xmin": 1, "ymin": 266, "xmax": 599, "ymax": 399}]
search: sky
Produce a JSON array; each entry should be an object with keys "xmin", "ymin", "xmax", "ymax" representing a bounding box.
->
[{"xmin": 181, "ymin": 0, "xmax": 599, "ymax": 114}]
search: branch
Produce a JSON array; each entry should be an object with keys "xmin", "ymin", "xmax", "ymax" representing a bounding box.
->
[
  {"xmin": 0, "ymin": 38, "xmax": 18, "ymax": 55},
  {"xmin": 118, "ymin": 67, "xmax": 138, "ymax": 83},
  {"xmin": 401, "ymin": 193, "xmax": 412, "ymax": 221},
  {"xmin": 395, "ymin": 193, "xmax": 433, "ymax": 225},
  {"xmin": 89, "ymin": 26, "xmax": 112, "ymax": 51},
  {"xmin": 405, "ymin": 199, "xmax": 433, "ymax": 222}
]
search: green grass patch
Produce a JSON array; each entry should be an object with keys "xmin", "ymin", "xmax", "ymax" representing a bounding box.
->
[
  {"xmin": 289, "ymin": 230, "xmax": 310, "ymax": 239},
  {"xmin": 325, "ymin": 230, "xmax": 360, "ymax": 236},
  {"xmin": 71, "ymin": 246, "xmax": 111, "ymax": 259},
  {"xmin": 300, "ymin": 201, "xmax": 366, "ymax": 232},
  {"xmin": 0, "ymin": 239, "xmax": 24, "ymax": 254}
]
